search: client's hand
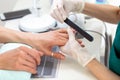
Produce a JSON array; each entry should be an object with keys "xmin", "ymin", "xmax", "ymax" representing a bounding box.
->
[
  {"xmin": 26, "ymin": 29, "xmax": 68, "ymax": 60},
  {"xmin": 0, "ymin": 46, "xmax": 43, "ymax": 74},
  {"xmin": 60, "ymin": 27, "xmax": 95, "ymax": 67}
]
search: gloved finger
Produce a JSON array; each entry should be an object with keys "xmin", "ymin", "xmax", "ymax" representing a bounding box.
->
[
  {"xmin": 77, "ymin": 39, "xmax": 85, "ymax": 47},
  {"xmin": 71, "ymin": 28, "xmax": 77, "ymax": 33},
  {"xmin": 51, "ymin": 0, "xmax": 65, "ymax": 23},
  {"xmin": 50, "ymin": 7, "xmax": 61, "ymax": 22},
  {"xmin": 57, "ymin": 0, "xmax": 67, "ymax": 21},
  {"xmin": 54, "ymin": 6, "xmax": 65, "ymax": 23},
  {"xmin": 67, "ymin": 27, "xmax": 76, "ymax": 40},
  {"xmin": 50, "ymin": 12, "xmax": 58, "ymax": 22},
  {"xmin": 58, "ymin": 6, "xmax": 67, "ymax": 21},
  {"xmin": 51, "ymin": 1, "xmax": 62, "ymax": 23}
]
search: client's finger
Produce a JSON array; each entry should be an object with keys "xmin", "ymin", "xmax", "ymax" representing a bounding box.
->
[
  {"xmin": 57, "ymin": 28, "xmax": 68, "ymax": 33},
  {"xmin": 52, "ymin": 52, "xmax": 65, "ymax": 60},
  {"xmin": 59, "ymin": 33, "xmax": 69, "ymax": 39},
  {"xmin": 43, "ymin": 48, "xmax": 65, "ymax": 60}
]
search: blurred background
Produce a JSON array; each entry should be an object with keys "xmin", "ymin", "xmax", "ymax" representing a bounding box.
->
[
  {"xmin": 0, "ymin": 0, "xmax": 17, "ymax": 25},
  {"xmin": 0, "ymin": 0, "xmax": 17, "ymax": 13}
]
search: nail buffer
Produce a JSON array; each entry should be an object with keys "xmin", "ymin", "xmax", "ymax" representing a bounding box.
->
[{"xmin": 64, "ymin": 18, "xmax": 94, "ymax": 42}]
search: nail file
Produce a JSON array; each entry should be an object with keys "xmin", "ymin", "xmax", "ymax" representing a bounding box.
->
[{"xmin": 64, "ymin": 18, "xmax": 94, "ymax": 42}]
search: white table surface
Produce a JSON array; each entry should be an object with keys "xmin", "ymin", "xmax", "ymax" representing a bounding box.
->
[{"xmin": 3, "ymin": 0, "xmax": 111, "ymax": 80}]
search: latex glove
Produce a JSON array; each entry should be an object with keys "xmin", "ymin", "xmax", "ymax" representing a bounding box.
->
[
  {"xmin": 50, "ymin": 0, "xmax": 85, "ymax": 23},
  {"xmin": 60, "ymin": 27, "xmax": 95, "ymax": 67}
]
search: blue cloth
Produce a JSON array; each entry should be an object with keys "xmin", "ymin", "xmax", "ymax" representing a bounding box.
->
[{"xmin": 0, "ymin": 43, "xmax": 32, "ymax": 80}]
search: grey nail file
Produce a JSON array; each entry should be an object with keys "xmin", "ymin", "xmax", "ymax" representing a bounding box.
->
[{"xmin": 64, "ymin": 18, "xmax": 94, "ymax": 42}]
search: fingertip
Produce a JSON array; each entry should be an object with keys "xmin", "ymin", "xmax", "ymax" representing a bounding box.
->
[
  {"xmin": 77, "ymin": 39, "xmax": 82, "ymax": 43},
  {"xmin": 53, "ymin": 52, "xmax": 65, "ymax": 60},
  {"xmin": 60, "ymin": 55, "xmax": 65, "ymax": 60},
  {"xmin": 50, "ymin": 12, "xmax": 56, "ymax": 19},
  {"xmin": 37, "ymin": 59, "xmax": 40, "ymax": 65},
  {"xmin": 39, "ymin": 51, "xmax": 44, "ymax": 56},
  {"xmin": 63, "ymin": 15, "xmax": 67, "ymax": 21},
  {"xmin": 58, "ymin": 6, "xmax": 66, "ymax": 22},
  {"xmin": 60, "ymin": 20, "xmax": 64, "ymax": 23},
  {"xmin": 33, "ymin": 70, "xmax": 37, "ymax": 74}
]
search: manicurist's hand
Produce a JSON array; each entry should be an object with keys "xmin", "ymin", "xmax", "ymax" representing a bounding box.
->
[
  {"xmin": 60, "ymin": 27, "xmax": 95, "ymax": 67},
  {"xmin": 50, "ymin": 0, "xmax": 85, "ymax": 23}
]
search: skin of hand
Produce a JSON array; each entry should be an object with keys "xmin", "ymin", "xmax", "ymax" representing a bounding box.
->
[
  {"xmin": 0, "ymin": 46, "xmax": 43, "ymax": 74},
  {"xmin": 50, "ymin": 0, "xmax": 84, "ymax": 23},
  {"xmin": 83, "ymin": 3, "xmax": 120, "ymax": 24},
  {"xmin": 86, "ymin": 59, "xmax": 120, "ymax": 80},
  {"xmin": 0, "ymin": 27, "xmax": 68, "ymax": 60},
  {"xmin": 119, "ymin": 9, "xmax": 120, "ymax": 17},
  {"xmin": 25, "ymin": 29, "xmax": 69, "ymax": 60}
]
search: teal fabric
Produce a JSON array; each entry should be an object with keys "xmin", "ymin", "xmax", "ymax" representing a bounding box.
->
[
  {"xmin": 109, "ymin": 22, "xmax": 120, "ymax": 75},
  {"xmin": 0, "ymin": 43, "xmax": 31, "ymax": 80},
  {"xmin": 0, "ymin": 70, "xmax": 31, "ymax": 80}
]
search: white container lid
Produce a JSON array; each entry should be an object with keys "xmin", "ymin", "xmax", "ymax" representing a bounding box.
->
[{"xmin": 19, "ymin": 14, "xmax": 56, "ymax": 33}]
